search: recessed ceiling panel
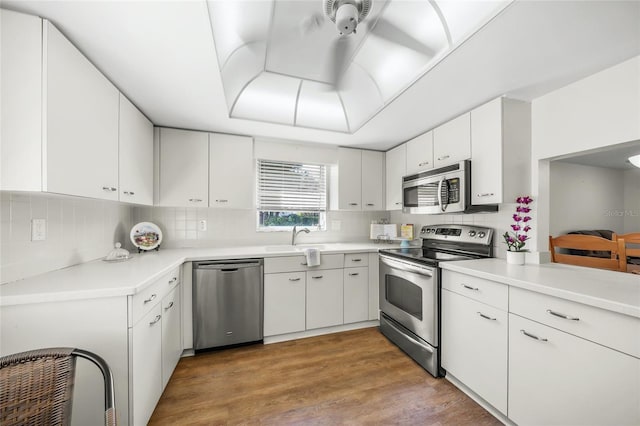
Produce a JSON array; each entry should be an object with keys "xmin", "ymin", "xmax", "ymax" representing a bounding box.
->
[
  {"xmin": 339, "ymin": 65, "xmax": 385, "ymax": 130},
  {"xmin": 296, "ymin": 81, "xmax": 348, "ymax": 132},
  {"xmin": 436, "ymin": 0, "xmax": 511, "ymax": 44},
  {"xmin": 232, "ymin": 72, "xmax": 300, "ymax": 125},
  {"xmin": 207, "ymin": 0, "xmax": 272, "ymax": 69},
  {"xmin": 220, "ymin": 42, "xmax": 266, "ymax": 111}
]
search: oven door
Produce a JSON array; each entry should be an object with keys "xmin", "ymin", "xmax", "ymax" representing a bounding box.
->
[{"xmin": 379, "ymin": 254, "xmax": 438, "ymax": 346}]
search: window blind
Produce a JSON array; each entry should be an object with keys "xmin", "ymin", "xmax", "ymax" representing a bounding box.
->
[{"xmin": 257, "ymin": 160, "xmax": 327, "ymax": 212}]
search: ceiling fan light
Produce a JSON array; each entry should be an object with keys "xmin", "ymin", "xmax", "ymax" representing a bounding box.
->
[{"xmin": 629, "ymin": 154, "xmax": 640, "ymax": 168}]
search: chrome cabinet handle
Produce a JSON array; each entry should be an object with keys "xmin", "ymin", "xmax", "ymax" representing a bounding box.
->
[
  {"xmin": 123, "ymin": 191, "xmax": 135, "ymax": 195},
  {"xmin": 149, "ymin": 315, "xmax": 161, "ymax": 325},
  {"xmin": 349, "ymin": 272, "xmax": 359, "ymax": 276},
  {"xmin": 395, "ymin": 202, "xmax": 401, "ymax": 205},
  {"xmin": 215, "ymin": 199, "xmax": 228, "ymax": 203},
  {"xmin": 477, "ymin": 312, "xmax": 496, "ymax": 321},
  {"xmin": 300, "ymin": 262, "xmax": 308, "ymax": 266},
  {"xmin": 437, "ymin": 155, "xmax": 450, "ymax": 161},
  {"xmin": 189, "ymin": 198, "xmax": 202, "ymax": 202},
  {"xmin": 168, "ymin": 277, "xmax": 177, "ymax": 285},
  {"xmin": 418, "ymin": 161, "xmax": 429, "ymax": 166},
  {"xmin": 102, "ymin": 186, "xmax": 117, "ymax": 192},
  {"xmin": 547, "ymin": 309, "xmax": 580, "ymax": 321},
  {"xmin": 366, "ymin": 203, "xmax": 374, "ymax": 206},
  {"xmin": 349, "ymin": 202, "xmax": 358, "ymax": 206},
  {"xmin": 461, "ymin": 284, "xmax": 479, "ymax": 291},
  {"xmin": 164, "ymin": 301, "xmax": 174, "ymax": 311},
  {"xmin": 312, "ymin": 275, "xmax": 323, "ymax": 279},
  {"xmin": 476, "ymin": 193, "xmax": 494, "ymax": 197},
  {"xmin": 143, "ymin": 294, "xmax": 157, "ymax": 304},
  {"xmin": 289, "ymin": 278, "xmax": 301, "ymax": 282},
  {"xmin": 521, "ymin": 329, "xmax": 548, "ymax": 342},
  {"xmin": 351, "ymin": 259, "xmax": 362, "ymax": 262}
]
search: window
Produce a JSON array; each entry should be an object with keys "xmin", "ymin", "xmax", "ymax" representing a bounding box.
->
[{"xmin": 256, "ymin": 159, "xmax": 327, "ymax": 231}]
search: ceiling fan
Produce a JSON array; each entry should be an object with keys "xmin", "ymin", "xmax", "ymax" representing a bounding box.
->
[{"xmin": 300, "ymin": 0, "xmax": 437, "ymax": 89}]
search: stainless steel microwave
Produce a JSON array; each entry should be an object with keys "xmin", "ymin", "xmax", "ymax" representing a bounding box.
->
[{"xmin": 402, "ymin": 160, "xmax": 497, "ymax": 214}]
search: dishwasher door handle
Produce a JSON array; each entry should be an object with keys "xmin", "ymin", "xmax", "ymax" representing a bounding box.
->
[
  {"xmin": 221, "ymin": 268, "xmax": 239, "ymax": 272},
  {"xmin": 194, "ymin": 260, "xmax": 262, "ymax": 270}
]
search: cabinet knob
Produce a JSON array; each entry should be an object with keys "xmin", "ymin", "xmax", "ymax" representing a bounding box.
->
[
  {"xmin": 123, "ymin": 191, "xmax": 135, "ymax": 196},
  {"xmin": 477, "ymin": 312, "xmax": 497, "ymax": 321},
  {"xmin": 216, "ymin": 199, "xmax": 228, "ymax": 203},
  {"xmin": 366, "ymin": 203, "xmax": 374, "ymax": 207},
  {"xmin": 418, "ymin": 161, "xmax": 429, "ymax": 166},
  {"xmin": 168, "ymin": 277, "xmax": 177, "ymax": 285},
  {"xmin": 349, "ymin": 203, "xmax": 358, "ymax": 206},
  {"xmin": 461, "ymin": 284, "xmax": 479, "ymax": 291},
  {"xmin": 546, "ymin": 309, "xmax": 580, "ymax": 321},
  {"xmin": 348, "ymin": 272, "xmax": 359, "ymax": 276},
  {"xmin": 395, "ymin": 202, "xmax": 401, "ymax": 205},
  {"xmin": 102, "ymin": 186, "xmax": 117, "ymax": 192},
  {"xmin": 436, "ymin": 155, "xmax": 450, "ymax": 161},
  {"xmin": 149, "ymin": 315, "xmax": 162, "ymax": 326},
  {"xmin": 311, "ymin": 275, "xmax": 323, "ymax": 279},
  {"xmin": 351, "ymin": 259, "xmax": 362, "ymax": 262},
  {"xmin": 189, "ymin": 198, "xmax": 203, "ymax": 203},
  {"xmin": 143, "ymin": 294, "xmax": 157, "ymax": 304},
  {"xmin": 164, "ymin": 301, "xmax": 174, "ymax": 311},
  {"xmin": 476, "ymin": 193, "xmax": 494, "ymax": 197},
  {"xmin": 520, "ymin": 329, "xmax": 548, "ymax": 342}
]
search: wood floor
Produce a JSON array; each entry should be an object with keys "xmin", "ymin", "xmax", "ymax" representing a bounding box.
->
[{"xmin": 149, "ymin": 327, "xmax": 501, "ymax": 425}]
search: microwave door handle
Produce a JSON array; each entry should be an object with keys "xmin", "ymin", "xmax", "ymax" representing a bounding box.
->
[{"xmin": 437, "ymin": 177, "xmax": 444, "ymax": 211}]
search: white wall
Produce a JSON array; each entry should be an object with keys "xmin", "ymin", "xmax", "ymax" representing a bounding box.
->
[
  {"xmin": 624, "ymin": 168, "xmax": 640, "ymax": 234},
  {"xmin": 531, "ymin": 55, "xmax": 640, "ymax": 256},
  {"xmin": 131, "ymin": 206, "xmax": 389, "ymax": 248},
  {"xmin": 549, "ymin": 162, "xmax": 625, "ymax": 236},
  {"xmin": 0, "ymin": 192, "xmax": 132, "ymax": 284}
]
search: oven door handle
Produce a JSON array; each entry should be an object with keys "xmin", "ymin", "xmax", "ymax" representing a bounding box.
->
[
  {"xmin": 379, "ymin": 255, "xmax": 434, "ymax": 277},
  {"xmin": 383, "ymin": 316, "xmax": 434, "ymax": 354}
]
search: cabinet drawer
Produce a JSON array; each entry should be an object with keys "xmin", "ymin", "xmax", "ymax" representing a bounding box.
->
[
  {"xmin": 264, "ymin": 254, "xmax": 344, "ymax": 273},
  {"xmin": 344, "ymin": 252, "xmax": 368, "ymax": 267},
  {"xmin": 130, "ymin": 267, "xmax": 180, "ymax": 327},
  {"xmin": 510, "ymin": 287, "xmax": 640, "ymax": 358},
  {"xmin": 442, "ymin": 270, "xmax": 508, "ymax": 311}
]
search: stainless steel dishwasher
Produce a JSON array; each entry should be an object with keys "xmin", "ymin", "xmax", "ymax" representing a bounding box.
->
[{"xmin": 193, "ymin": 259, "xmax": 264, "ymax": 351}]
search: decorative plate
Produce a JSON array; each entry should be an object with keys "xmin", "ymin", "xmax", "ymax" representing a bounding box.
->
[{"xmin": 130, "ymin": 222, "xmax": 163, "ymax": 251}]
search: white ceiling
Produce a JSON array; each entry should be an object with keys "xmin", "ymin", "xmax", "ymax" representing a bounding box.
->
[{"xmin": 3, "ymin": 0, "xmax": 640, "ymax": 150}]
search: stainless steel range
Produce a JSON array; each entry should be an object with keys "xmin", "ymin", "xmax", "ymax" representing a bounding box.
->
[{"xmin": 378, "ymin": 224, "xmax": 494, "ymax": 377}]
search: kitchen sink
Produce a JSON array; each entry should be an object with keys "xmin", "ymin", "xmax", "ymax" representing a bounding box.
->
[
  {"xmin": 262, "ymin": 244, "xmax": 327, "ymax": 252},
  {"xmin": 294, "ymin": 245, "xmax": 326, "ymax": 251}
]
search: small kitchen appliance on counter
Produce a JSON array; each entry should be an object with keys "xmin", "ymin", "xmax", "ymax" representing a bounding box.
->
[{"xmin": 378, "ymin": 224, "xmax": 494, "ymax": 377}]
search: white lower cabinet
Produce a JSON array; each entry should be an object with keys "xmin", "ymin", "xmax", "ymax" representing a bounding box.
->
[
  {"xmin": 131, "ymin": 305, "xmax": 163, "ymax": 426},
  {"xmin": 264, "ymin": 272, "xmax": 306, "ymax": 336},
  {"xmin": 441, "ymin": 289, "xmax": 507, "ymax": 415},
  {"xmin": 344, "ymin": 267, "xmax": 369, "ymax": 324},
  {"xmin": 509, "ymin": 313, "xmax": 640, "ymax": 426},
  {"xmin": 161, "ymin": 285, "xmax": 182, "ymax": 389},
  {"xmin": 306, "ymin": 269, "xmax": 344, "ymax": 329}
]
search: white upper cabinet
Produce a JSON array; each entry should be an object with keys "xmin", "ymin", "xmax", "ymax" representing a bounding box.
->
[
  {"xmin": 119, "ymin": 94, "xmax": 153, "ymax": 205},
  {"xmin": 45, "ymin": 21, "xmax": 120, "ymax": 200},
  {"xmin": 337, "ymin": 147, "xmax": 363, "ymax": 210},
  {"xmin": 471, "ymin": 97, "xmax": 531, "ymax": 205},
  {"xmin": 158, "ymin": 128, "xmax": 209, "ymax": 207},
  {"xmin": 385, "ymin": 144, "xmax": 406, "ymax": 210},
  {"xmin": 209, "ymin": 133, "xmax": 254, "ymax": 209},
  {"xmin": 433, "ymin": 112, "xmax": 471, "ymax": 168},
  {"xmin": 406, "ymin": 131, "xmax": 434, "ymax": 175},
  {"xmin": 361, "ymin": 150, "xmax": 384, "ymax": 210}
]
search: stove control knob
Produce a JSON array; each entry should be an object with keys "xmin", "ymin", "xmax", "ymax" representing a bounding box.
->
[
  {"xmin": 468, "ymin": 230, "xmax": 477, "ymax": 237},
  {"xmin": 478, "ymin": 231, "xmax": 486, "ymax": 238}
]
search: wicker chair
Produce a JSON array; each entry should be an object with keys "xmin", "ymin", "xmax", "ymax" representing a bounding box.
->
[{"xmin": 0, "ymin": 348, "xmax": 116, "ymax": 426}]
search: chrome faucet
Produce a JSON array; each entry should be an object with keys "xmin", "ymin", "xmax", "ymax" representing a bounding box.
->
[{"xmin": 292, "ymin": 225, "xmax": 310, "ymax": 245}]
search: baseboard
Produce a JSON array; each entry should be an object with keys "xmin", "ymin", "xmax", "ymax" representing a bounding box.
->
[
  {"xmin": 264, "ymin": 320, "xmax": 380, "ymax": 344},
  {"xmin": 445, "ymin": 373, "xmax": 514, "ymax": 426}
]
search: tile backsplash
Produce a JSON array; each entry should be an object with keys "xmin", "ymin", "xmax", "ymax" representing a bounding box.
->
[{"xmin": 0, "ymin": 192, "xmax": 132, "ymax": 284}]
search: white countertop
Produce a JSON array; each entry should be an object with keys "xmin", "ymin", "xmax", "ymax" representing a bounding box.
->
[
  {"xmin": 441, "ymin": 259, "xmax": 640, "ymax": 318},
  {"xmin": 0, "ymin": 243, "xmax": 397, "ymax": 307}
]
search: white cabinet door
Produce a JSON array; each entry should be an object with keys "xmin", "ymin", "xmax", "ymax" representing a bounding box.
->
[
  {"xmin": 131, "ymin": 304, "xmax": 163, "ymax": 426},
  {"xmin": 1, "ymin": 10, "xmax": 43, "ymax": 192},
  {"xmin": 343, "ymin": 267, "xmax": 368, "ymax": 324},
  {"xmin": 385, "ymin": 144, "xmax": 406, "ymax": 210},
  {"xmin": 433, "ymin": 112, "xmax": 471, "ymax": 168},
  {"xmin": 306, "ymin": 269, "xmax": 343, "ymax": 329},
  {"xmin": 361, "ymin": 150, "xmax": 384, "ymax": 210},
  {"xmin": 338, "ymin": 147, "xmax": 362, "ymax": 210},
  {"xmin": 509, "ymin": 314, "xmax": 640, "ymax": 426},
  {"xmin": 471, "ymin": 97, "xmax": 503, "ymax": 205},
  {"xmin": 161, "ymin": 285, "xmax": 182, "ymax": 389},
  {"xmin": 264, "ymin": 272, "xmax": 306, "ymax": 336},
  {"xmin": 209, "ymin": 133, "xmax": 253, "ymax": 209},
  {"xmin": 441, "ymin": 289, "xmax": 508, "ymax": 415},
  {"xmin": 119, "ymin": 94, "xmax": 153, "ymax": 205},
  {"xmin": 45, "ymin": 22, "xmax": 119, "ymax": 200},
  {"xmin": 158, "ymin": 128, "xmax": 209, "ymax": 207},
  {"xmin": 406, "ymin": 131, "xmax": 434, "ymax": 175}
]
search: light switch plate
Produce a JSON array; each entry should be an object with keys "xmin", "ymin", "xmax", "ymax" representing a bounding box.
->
[
  {"xmin": 198, "ymin": 219, "xmax": 207, "ymax": 231},
  {"xmin": 31, "ymin": 218, "xmax": 46, "ymax": 241}
]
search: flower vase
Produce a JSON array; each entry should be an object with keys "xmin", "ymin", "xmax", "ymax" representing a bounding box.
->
[{"xmin": 506, "ymin": 250, "xmax": 526, "ymax": 265}]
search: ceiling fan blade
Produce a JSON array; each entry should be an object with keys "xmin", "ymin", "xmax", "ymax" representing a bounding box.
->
[
  {"xmin": 300, "ymin": 12, "xmax": 326, "ymax": 37},
  {"xmin": 366, "ymin": 18, "xmax": 437, "ymax": 58},
  {"xmin": 329, "ymin": 35, "xmax": 353, "ymax": 90}
]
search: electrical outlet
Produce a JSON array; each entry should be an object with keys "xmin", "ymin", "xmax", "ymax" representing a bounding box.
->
[
  {"xmin": 198, "ymin": 219, "xmax": 207, "ymax": 231},
  {"xmin": 31, "ymin": 218, "xmax": 46, "ymax": 241}
]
